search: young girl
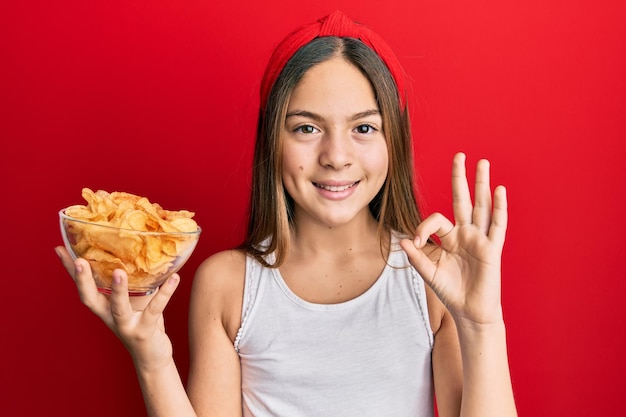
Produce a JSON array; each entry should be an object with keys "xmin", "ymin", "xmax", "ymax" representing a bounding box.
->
[{"xmin": 56, "ymin": 11, "xmax": 517, "ymax": 417}]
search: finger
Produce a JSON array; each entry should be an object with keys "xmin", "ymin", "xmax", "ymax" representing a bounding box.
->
[
  {"xmin": 72, "ymin": 257, "xmax": 111, "ymax": 318},
  {"xmin": 55, "ymin": 246, "xmax": 77, "ymax": 279},
  {"xmin": 472, "ymin": 159, "xmax": 492, "ymax": 234},
  {"xmin": 451, "ymin": 152, "xmax": 472, "ymax": 225},
  {"xmin": 109, "ymin": 269, "xmax": 134, "ymax": 326},
  {"xmin": 488, "ymin": 185, "xmax": 508, "ymax": 249},
  {"xmin": 142, "ymin": 274, "xmax": 180, "ymax": 323},
  {"xmin": 55, "ymin": 246, "xmax": 105, "ymax": 310},
  {"xmin": 414, "ymin": 212, "xmax": 455, "ymax": 247}
]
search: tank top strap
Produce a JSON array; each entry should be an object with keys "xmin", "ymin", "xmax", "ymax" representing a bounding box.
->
[{"xmin": 235, "ymin": 253, "xmax": 266, "ymax": 352}]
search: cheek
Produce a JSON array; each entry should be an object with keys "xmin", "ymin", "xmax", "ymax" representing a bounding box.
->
[
  {"xmin": 281, "ymin": 149, "xmax": 306, "ymax": 194},
  {"xmin": 282, "ymin": 155, "xmax": 304, "ymax": 178},
  {"xmin": 365, "ymin": 145, "xmax": 389, "ymax": 179},
  {"xmin": 282, "ymin": 143, "xmax": 310, "ymax": 177}
]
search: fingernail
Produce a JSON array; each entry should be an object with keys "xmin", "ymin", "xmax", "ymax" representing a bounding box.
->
[
  {"xmin": 54, "ymin": 248, "xmax": 62, "ymax": 258},
  {"xmin": 413, "ymin": 237, "xmax": 421, "ymax": 247},
  {"xmin": 74, "ymin": 263, "xmax": 83, "ymax": 273},
  {"xmin": 169, "ymin": 275, "xmax": 179, "ymax": 286},
  {"xmin": 112, "ymin": 274, "xmax": 121, "ymax": 284}
]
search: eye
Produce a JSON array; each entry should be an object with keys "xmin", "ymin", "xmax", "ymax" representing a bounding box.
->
[
  {"xmin": 294, "ymin": 125, "xmax": 319, "ymax": 134},
  {"xmin": 355, "ymin": 124, "xmax": 377, "ymax": 134}
]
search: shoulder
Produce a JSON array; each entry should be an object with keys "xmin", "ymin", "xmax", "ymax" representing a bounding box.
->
[
  {"xmin": 192, "ymin": 249, "xmax": 247, "ymax": 305},
  {"xmin": 190, "ymin": 249, "xmax": 247, "ymax": 343},
  {"xmin": 194, "ymin": 249, "xmax": 247, "ymax": 284}
]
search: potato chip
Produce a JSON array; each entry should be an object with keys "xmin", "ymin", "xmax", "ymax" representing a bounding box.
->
[{"xmin": 63, "ymin": 188, "xmax": 199, "ymax": 292}]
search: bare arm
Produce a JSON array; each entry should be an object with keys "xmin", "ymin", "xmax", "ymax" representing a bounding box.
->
[
  {"xmin": 429, "ymin": 296, "xmax": 463, "ymax": 417},
  {"xmin": 186, "ymin": 250, "xmax": 244, "ymax": 417},
  {"xmin": 401, "ymin": 153, "xmax": 517, "ymax": 417}
]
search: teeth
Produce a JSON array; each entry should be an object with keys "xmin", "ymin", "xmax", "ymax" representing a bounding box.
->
[{"xmin": 315, "ymin": 182, "xmax": 357, "ymax": 192}]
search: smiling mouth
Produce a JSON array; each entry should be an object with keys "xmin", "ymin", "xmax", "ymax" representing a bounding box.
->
[{"xmin": 313, "ymin": 181, "xmax": 360, "ymax": 192}]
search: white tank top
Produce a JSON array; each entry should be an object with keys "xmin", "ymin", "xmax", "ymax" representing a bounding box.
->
[{"xmin": 235, "ymin": 236, "xmax": 435, "ymax": 417}]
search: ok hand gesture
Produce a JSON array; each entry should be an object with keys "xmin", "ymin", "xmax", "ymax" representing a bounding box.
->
[{"xmin": 400, "ymin": 152, "xmax": 508, "ymax": 326}]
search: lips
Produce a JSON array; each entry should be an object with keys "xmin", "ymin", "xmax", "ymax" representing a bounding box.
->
[{"xmin": 313, "ymin": 181, "xmax": 360, "ymax": 192}]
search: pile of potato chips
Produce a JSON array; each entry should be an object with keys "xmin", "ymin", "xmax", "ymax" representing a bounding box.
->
[{"xmin": 63, "ymin": 188, "xmax": 200, "ymax": 290}]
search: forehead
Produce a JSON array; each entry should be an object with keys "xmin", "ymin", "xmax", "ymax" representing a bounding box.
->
[{"xmin": 287, "ymin": 57, "xmax": 378, "ymax": 114}]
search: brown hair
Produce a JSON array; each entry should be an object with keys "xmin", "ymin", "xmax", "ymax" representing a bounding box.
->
[{"xmin": 239, "ymin": 36, "xmax": 423, "ymax": 267}]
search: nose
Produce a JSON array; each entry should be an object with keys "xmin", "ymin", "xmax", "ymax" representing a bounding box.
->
[{"xmin": 318, "ymin": 129, "xmax": 353, "ymax": 169}]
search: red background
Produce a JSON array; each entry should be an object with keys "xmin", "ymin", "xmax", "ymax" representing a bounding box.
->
[{"xmin": 2, "ymin": 1, "xmax": 625, "ymax": 416}]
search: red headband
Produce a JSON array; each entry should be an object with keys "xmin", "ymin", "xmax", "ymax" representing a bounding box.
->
[{"xmin": 259, "ymin": 10, "xmax": 407, "ymax": 110}]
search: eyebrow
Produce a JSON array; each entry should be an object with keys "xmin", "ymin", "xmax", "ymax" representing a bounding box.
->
[{"xmin": 285, "ymin": 109, "xmax": 381, "ymax": 122}]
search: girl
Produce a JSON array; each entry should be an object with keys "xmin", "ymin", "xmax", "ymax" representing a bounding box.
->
[{"xmin": 56, "ymin": 11, "xmax": 517, "ymax": 417}]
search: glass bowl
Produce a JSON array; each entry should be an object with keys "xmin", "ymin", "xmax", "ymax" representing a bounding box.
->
[{"xmin": 59, "ymin": 209, "xmax": 201, "ymax": 296}]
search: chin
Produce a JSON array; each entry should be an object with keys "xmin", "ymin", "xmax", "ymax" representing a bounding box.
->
[{"xmin": 315, "ymin": 211, "xmax": 371, "ymax": 229}]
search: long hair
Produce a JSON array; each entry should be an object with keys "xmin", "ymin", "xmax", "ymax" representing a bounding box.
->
[{"xmin": 239, "ymin": 36, "xmax": 423, "ymax": 267}]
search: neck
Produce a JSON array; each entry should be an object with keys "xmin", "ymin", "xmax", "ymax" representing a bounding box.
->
[{"xmin": 289, "ymin": 212, "xmax": 385, "ymax": 257}]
